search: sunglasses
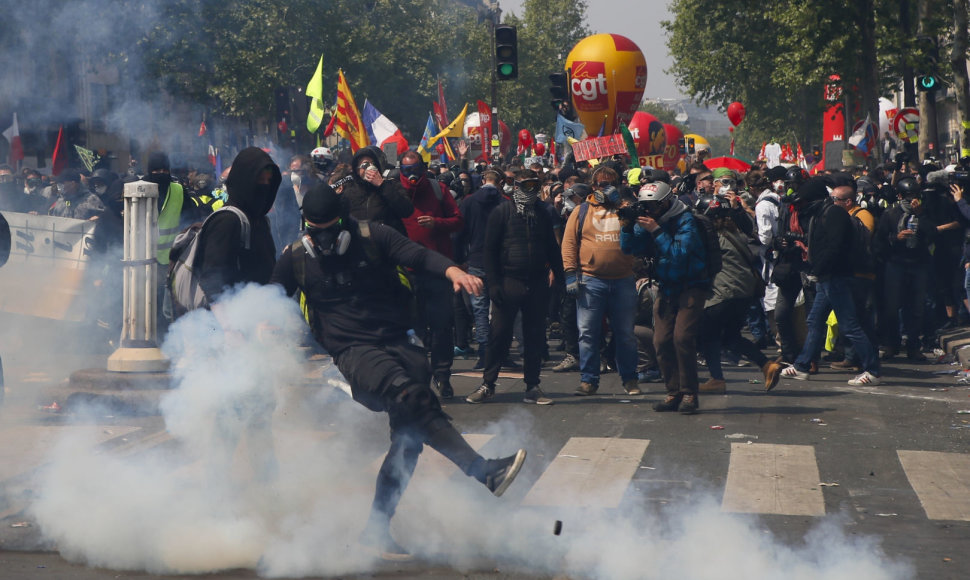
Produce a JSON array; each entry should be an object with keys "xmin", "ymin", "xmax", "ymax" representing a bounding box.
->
[{"xmin": 515, "ymin": 180, "xmax": 541, "ymax": 194}]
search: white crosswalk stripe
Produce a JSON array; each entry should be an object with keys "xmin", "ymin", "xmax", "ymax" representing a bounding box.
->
[
  {"xmin": 898, "ymin": 450, "xmax": 970, "ymax": 521},
  {"xmin": 521, "ymin": 436, "xmax": 649, "ymax": 509},
  {"xmin": 721, "ymin": 443, "xmax": 826, "ymax": 516}
]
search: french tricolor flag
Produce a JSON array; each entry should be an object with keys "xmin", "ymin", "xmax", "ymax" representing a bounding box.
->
[{"xmin": 362, "ymin": 99, "xmax": 409, "ymax": 157}]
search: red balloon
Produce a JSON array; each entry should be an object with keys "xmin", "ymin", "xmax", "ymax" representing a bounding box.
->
[
  {"xmin": 628, "ymin": 111, "xmax": 667, "ymax": 157},
  {"xmin": 662, "ymin": 123, "xmax": 684, "ymax": 171},
  {"xmin": 727, "ymin": 101, "xmax": 746, "ymax": 126},
  {"xmin": 534, "ymin": 142, "xmax": 546, "ymax": 156}
]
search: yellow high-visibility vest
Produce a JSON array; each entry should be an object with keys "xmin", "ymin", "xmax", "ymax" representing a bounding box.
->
[{"xmin": 157, "ymin": 182, "xmax": 184, "ymax": 265}]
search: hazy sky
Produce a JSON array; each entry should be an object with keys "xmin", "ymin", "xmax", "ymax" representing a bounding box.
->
[{"xmin": 501, "ymin": 0, "xmax": 683, "ymax": 100}]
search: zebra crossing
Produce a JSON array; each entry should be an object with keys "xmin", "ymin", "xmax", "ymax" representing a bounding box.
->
[{"xmin": 3, "ymin": 425, "xmax": 970, "ymax": 523}]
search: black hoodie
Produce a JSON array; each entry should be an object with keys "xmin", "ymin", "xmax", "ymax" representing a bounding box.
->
[
  {"xmin": 340, "ymin": 145, "xmax": 414, "ymax": 236},
  {"xmin": 198, "ymin": 147, "xmax": 282, "ymax": 302}
]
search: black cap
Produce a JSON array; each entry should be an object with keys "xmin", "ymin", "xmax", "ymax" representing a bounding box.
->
[
  {"xmin": 146, "ymin": 152, "xmax": 170, "ymax": 174},
  {"xmin": 301, "ymin": 182, "xmax": 342, "ymax": 223}
]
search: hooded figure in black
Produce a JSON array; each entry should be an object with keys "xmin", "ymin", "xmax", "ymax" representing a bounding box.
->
[
  {"xmin": 270, "ymin": 182, "xmax": 526, "ymax": 561},
  {"xmin": 197, "ymin": 147, "xmax": 281, "ymax": 304},
  {"xmin": 340, "ymin": 145, "xmax": 414, "ymax": 237}
]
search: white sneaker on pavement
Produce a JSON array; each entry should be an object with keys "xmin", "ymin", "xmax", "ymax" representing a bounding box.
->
[
  {"xmin": 847, "ymin": 371, "xmax": 881, "ymax": 386},
  {"xmin": 780, "ymin": 365, "xmax": 809, "ymax": 381}
]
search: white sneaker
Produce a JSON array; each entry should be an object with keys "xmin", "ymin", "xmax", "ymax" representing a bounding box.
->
[
  {"xmin": 848, "ymin": 371, "xmax": 881, "ymax": 386},
  {"xmin": 780, "ymin": 365, "xmax": 809, "ymax": 381}
]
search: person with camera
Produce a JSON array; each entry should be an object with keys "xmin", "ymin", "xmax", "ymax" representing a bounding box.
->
[
  {"xmin": 561, "ymin": 166, "xmax": 640, "ymax": 397},
  {"xmin": 779, "ymin": 177, "xmax": 882, "ymax": 386},
  {"xmin": 874, "ymin": 176, "xmax": 937, "ymax": 361},
  {"xmin": 920, "ymin": 168, "xmax": 966, "ymax": 336},
  {"xmin": 465, "ymin": 169, "xmax": 564, "ymax": 405},
  {"xmin": 341, "ymin": 145, "xmax": 414, "ymax": 238},
  {"xmin": 271, "ymin": 183, "xmax": 526, "ymax": 561},
  {"xmin": 621, "ymin": 181, "xmax": 709, "ymax": 414}
]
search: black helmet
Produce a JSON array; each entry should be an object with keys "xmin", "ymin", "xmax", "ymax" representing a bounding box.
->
[
  {"xmin": 784, "ymin": 166, "xmax": 809, "ymax": 187},
  {"xmin": 696, "ymin": 193, "xmax": 731, "ymax": 218},
  {"xmin": 896, "ymin": 176, "xmax": 919, "ymax": 198},
  {"xmin": 856, "ymin": 175, "xmax": 877, "ymax": 195}
]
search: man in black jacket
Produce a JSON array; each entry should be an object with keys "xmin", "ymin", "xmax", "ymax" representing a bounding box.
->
[
  {"xmin": 454, "ymin": 169, "xmax": 509, "ymax": 369},
  {"xmin": 466, "ymin": 169, "xmax": 564, "ymax": 405},
  {"xmin": 340, "ymin": 145, "xmax": 414, "ymax": 237},
  {"xmin": 197, "ymin": 147, "xmax": 281, "ymax": 304},
  {"xmin": 780, "ymin": 178, "xmax": 881, "ymax": 386},
  {"xmin": 271, "ymin": 183, "xmax": 526, "ymax": 561}
]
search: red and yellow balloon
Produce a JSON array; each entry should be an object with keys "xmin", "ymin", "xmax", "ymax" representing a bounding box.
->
[
  {"xmin": 662, "ymin": 123, "xmax": 684, "ymax": 171},
  {"xmin": 565, "ymin": 34, "xmax": 647, "ymax": 137}
]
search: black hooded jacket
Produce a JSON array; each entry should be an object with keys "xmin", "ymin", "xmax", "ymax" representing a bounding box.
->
[
  {"xmin": 198, "ymin": 147, "xmax": 282, "ymax": 302},
  {"xmin": 340, "ymin": 146, "xmax": 414, "ymax": 236}
]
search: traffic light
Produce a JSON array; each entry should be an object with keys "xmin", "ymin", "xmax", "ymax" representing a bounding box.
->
[
  {"xmin": 678, "ymin": 137, "xmax": 687, "ymax": 155},
  {"xmin": 495, "ymin": 25, "xmax": 518, "ymax": 81},
  {"xmin": 687, "ymin": 137, "xmax": 696, "ymax": 155},
  {"xmin": 917, "ymin": 75, "xmax": 941, "ymax": 92},
  {"xmin": 549, "ymin": 72, "xmax": 570, "ymax": 114},
  {"xmin": 812, "ymin": 145, "xmax": 822, "ymax": 159}
]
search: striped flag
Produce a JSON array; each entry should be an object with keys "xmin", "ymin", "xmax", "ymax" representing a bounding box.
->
[
  {"xmin": 334, "ymin": 69, "xmax": 369, "ymax": 152},
  {"xmin": 417, "ymin": 113, "xmax": 439, "ymax": 162},
  {"xmin": 2, "ymin": 113, "xmax": 23, "ymax": 169}
]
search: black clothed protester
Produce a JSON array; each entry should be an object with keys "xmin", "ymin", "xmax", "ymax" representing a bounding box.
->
[
  {"xmin": 482, "ymin": 200, "xmax": 564, "ymax": 388},
  {"xmin": 340, "ymin": 146, "xmax": 414, "ymax": 237},
  {"xmin": 197, "ymin": 147, "xmax": 281, "ymax": 303},
  {"xmin": 271, "ymin": 214, "xmax": 520, "ymax": 553}
]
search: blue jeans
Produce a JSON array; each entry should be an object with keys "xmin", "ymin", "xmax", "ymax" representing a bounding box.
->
[
  {"xmin": 795, "ymin": 276, "xmax": 880, "ymax": 375},
  {"xmin": 467, "ymin": 266, "xmax": 490, "ymax": 349},
  {"xmin": 576, "ymin": 275, "xmax": 638, "ymax": 384}
]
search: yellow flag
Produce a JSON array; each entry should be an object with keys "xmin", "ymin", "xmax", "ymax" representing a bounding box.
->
[
  {"xmin": 306, "ymin": 55, "xmax": 325, "ymax": 133},
  {"xmin": 335, "ymin": 69, "xmax": 369, "ymax": 152},
  {"xmin": 426, "ymin": 103, "xmax": 468, "ymax": 150}
]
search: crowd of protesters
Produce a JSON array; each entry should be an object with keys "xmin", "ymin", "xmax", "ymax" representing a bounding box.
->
[{"xmin": 3, "ymin": 142, "xmax": 970, "ymax": 417}]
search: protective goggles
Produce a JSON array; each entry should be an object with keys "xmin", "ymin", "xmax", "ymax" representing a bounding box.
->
[
  {"xmin": 330, "ymin": 175, "xmax": 353, "ymax": 189},
  {"xmin": 515, "ymin": 179, "xmax": 541, "ymax": 194},
  {"xmin": 400, "ymin": 163, "xmax": 423, "ymax": 178},
  {"xmin": 594, "ymin": 181, "xmax": 614, "ymax": 190}
]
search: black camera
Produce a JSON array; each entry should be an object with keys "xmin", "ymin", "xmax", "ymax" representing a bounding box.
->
[{"xmin": 617, "ymin": 201, "xmax": 650, "ymax": 223}]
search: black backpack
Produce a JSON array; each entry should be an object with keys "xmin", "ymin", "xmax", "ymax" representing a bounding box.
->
[{"xmin": 692, "ymin": 212, "xmax": 723, "ymax": 282}]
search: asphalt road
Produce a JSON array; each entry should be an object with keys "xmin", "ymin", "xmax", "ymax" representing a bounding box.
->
[{"xmin": 1, "ymin": 344, "xmax": 969, "ymax": 580}]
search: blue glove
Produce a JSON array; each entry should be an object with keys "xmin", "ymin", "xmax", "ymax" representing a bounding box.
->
[{"xmin": 565, "ymin": 273, "xmax": 579, "ymax": 296}]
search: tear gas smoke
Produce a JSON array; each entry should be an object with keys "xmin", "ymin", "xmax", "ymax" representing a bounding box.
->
[{"xmin": 26, "ymin": 284, "xmax": 913, "ymax": 579}]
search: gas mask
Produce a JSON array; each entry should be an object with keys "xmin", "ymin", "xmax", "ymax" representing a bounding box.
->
[
  {"xmin": 400, "ymin": 162, "xmax": 423, "ymax": 185},
  {"xmin": 503, "ymin": 184, "xmax": 514, "ymax": 194},
  {"xmin": 562, "ymin": 196, "xmax": 578, "ymax": 215},
  {"xmin": 593, "ymin": 185, "xmax": 620, "ymax": 206},
  {"xmin": 772, "ymin": 180, "xmax": 785, "ymax": 193},
  {"xmin": 306, "ymin": 221, "xmax": 351, "ymax": 257}
]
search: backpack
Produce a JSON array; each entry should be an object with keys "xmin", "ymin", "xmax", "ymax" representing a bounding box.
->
[
  {"xmin": 848, "ymin": 208, "xmax": 875, "ymax": 274},
  {"xmin": 692, "ymin": 212, "xmax": 723, "ymax": 282},
  {"xmin": 168, "ymin": 206, "xmax": 250, "ymax": 313}
]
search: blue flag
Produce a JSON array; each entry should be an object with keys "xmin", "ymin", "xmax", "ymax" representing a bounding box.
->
[{"xmin": 554, "ymin": 114, "xmax": 586, "ymax": 143}]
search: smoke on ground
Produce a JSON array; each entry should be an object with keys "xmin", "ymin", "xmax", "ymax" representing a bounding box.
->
[{"xmin": 28, "ymin": 284, "xmax": 912, "ymax": 579}]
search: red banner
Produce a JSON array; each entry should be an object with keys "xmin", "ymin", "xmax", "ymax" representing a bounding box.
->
[
  {"xmin": 571, "ymin": 134, "xmax": 629, "ymax": 162},
  {"xmin": 477, "ymin": 100, "xmax": 491, "ymax": 156}
]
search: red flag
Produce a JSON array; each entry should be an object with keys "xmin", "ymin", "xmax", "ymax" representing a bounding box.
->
[
  {"xmin": 323, "ymin": 112, "xmax": 336, "ymax": 138},
  {"xmin": 758, "ymin": 141, "xmax": 766, "ymax": 161},
  {"xmin": 198, "ymin": 116, "xmax": 207, "ymax": 137},
  {"xmin": 208, "ymin": 144, "xmax": 217, "ymax": 167},
  {"xmin": 2, "ymin": 113, "xmax": 23, "ymax": 169},
  {"xmin": 432, "ymin": 101, "xmax": 447, "ymax": 131},
  {"xmin": 437, "ymin": 77, "xmax": 449, "ymax": 125},
  {"xmin": 549, "ymin": 140, "xmax": 556, "ymax": 163},
  {"xmin": 477, "ymin": 100, "xmax": 491, "ymax": 159},
  {"xmin": 51, "ymin": 125, "xmax": 67, "ymax": 176},
  {"xmin": 333, "ymin": 69, "xmax": 369, "ymax": 152}
]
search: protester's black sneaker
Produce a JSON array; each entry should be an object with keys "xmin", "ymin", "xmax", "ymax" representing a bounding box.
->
[
  {"xmin": 653, "ymin": 394, "xmax": 682, "ymax": 412},
  {"xmin": 483, "ymin": 449, "xmax": 527, "ymax": 496},
  {"xmin": 433, "ymin": 376, "xmax": 454, "ymax": 400},
  {"xmin": 359, "ymin": 527, "xmax": 414, "ymax": 562},
  {"xmin": 465, "ymin": 383, "xmax": 494, "ymax": 404},
  {"xmin": 679, "ymin": 393, "xmax": 700, "ymax": 415}
]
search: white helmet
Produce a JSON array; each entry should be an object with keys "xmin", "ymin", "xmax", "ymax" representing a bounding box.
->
[
  {"xmin": 311, "ymin": 147, "xmax": 335, "ymax": 173},
  {"xmin": 638, "ymin": 181, "xmax": 673, "ymax": 203}
]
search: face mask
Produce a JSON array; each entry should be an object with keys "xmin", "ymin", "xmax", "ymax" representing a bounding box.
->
[
  {"xmin": 309, "ymin": 222, "xmax": 351, "ymax": 256},
  {"xmin": 256, "ymin": 183, "xmax": 277, "ymax": 199},
  {"xmin": 718, "ymin": 185, "xmax": 732, "ymax": 195},
  {"xmin": 899, "ymin": 199, "xmax": 913, "ymax": 213},
  {"xmin": 562, "ymin": 196, "xmax": 577, "ymax": 215},
  {"xmin": 95, "ymin": 185, "xmax": 107, "ymax": 195},
  {"xmin": 772, "ymin": 180, "xmax": 784, "ymax": 193},
  {"xmin": 56, "ymin": 183, "xmax": 65, "ymax": 195},
  {"xmin": 503, "ymin": 184, "xmax": 514, "ymax": 194},
  {"xmin": 290, "ymin": 172, "xmax": 302, "ymax": 189},
  {"xmin": 594, "ymin": 185, "xmax": 620, "ymax": 206},
  {"xmin": 145, "ymin": 173, "xmax": 172, "ymax": 192}
]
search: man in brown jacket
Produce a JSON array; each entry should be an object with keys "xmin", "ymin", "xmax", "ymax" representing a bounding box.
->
[{"xmin": 561, "ymin": 166, "xmax": 641, "ymax": 397}]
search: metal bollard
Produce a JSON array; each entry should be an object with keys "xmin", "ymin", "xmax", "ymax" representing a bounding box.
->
[{"xmin": 106, "ymin": 180, "xmax": 169, "ymax": 372}]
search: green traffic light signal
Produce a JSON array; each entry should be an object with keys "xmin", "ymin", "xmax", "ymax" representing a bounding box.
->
[
  {"xmin": 917, "ymin": 75, "xmax": 939, "ymax": 91},
  {"xmin": 495, "ymin": 25, "xmax": 518, "ymax": 81},
  {"xmin": 499, "ymin": 63, "xmax": 516, "ymax": 77}
]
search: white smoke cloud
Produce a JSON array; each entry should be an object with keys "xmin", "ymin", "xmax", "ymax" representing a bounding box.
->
[{"xmin": 26, "ymin": 284, "xmax": 914, "ymax": 579}]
